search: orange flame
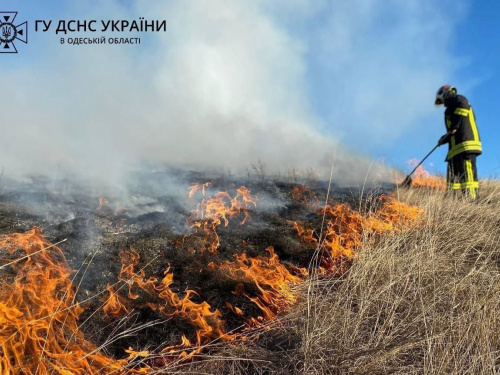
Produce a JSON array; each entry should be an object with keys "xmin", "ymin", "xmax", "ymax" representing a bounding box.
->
[
  {"xmin": 115, "ymin": 248, "xmax": 235, "ymax": 348},
  {"xmin": 182, "ymin": 186, "xmax": 258, "ymax": 254},
  {"xmin": 225, "ymin": 302, "xmax": 244, "ymax": 316},
  {"xmin": 195, "ymin": 186, "xmax": 258, "ymax": 226},
  {"xmin": 291, "ymin": 185, "xmax": 318, "ymax": 204},
  {"xmin": 156, "ymin": 267, "xmax": 234, "ymax": 345},
  {"xmin": 295, "ymin": 195, "xmax": 424, "ymax": 273},
  {"xmin": 0, "ymin": 186, "xmax": 424, "ymax": 372},
  {"xmin": 0, "ymin": 227, "xmax": 135, "ymax": 373},
  {"xmin": 210, "ymin": 247, "xmax": 306, "ymax": 320},
  {"xmin": 406, "ymin": 160, "xmax": 446, "ymax": 190},
  {"xmin": 118, "ymin": 248, "xmax": 158, "ymax": 299},
  {"xmin": 97, "ymin": 197, "xmax": 109, "ymax": 211},
  {"xmin": 125, "ymin": 347, "xmax": 150, "ymax": 361},
  {"xmin": 102, "ymin": 284, "xmax": 130, "ymax": 317},
  {"xmin": 189, "ymin": 182, "xmax": 212, "ymax": 198},
  {"xmin": 115, "ymin": 203, "xmax": 129, "ymax": 216}
]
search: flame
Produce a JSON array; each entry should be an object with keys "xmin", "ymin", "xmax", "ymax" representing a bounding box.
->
[
  {"xmin": 102, "ymin": 284, "xmax": 130, "ymax": 317},
  {"xmin": 125, "ymin": 347, "xmax": 150, "ymax": 360},
  {"xmin": 181, "ymin": 335, "xmax": 192, "ymax": 346},
  {"xmin": 97, "ymin": 197, "xmax": 109, "ymax": 211},
  {"xmin": 118, "ymin": 248, "xmax": 158, "ymax": 299},
  {"xmin": 291, "ymin": 185, "xmax": 317, "ymax": 204},
  {"xmin": 293, "ymin": 222, "xmax": 318, "ymax": 249},
  {"xmin": 189, "ymin": 182, "xmax": 212, "ymax": 198},
  {"xmin": 0, "ymin": 186, "xmax": 424, "ymax": 372},
  {"xmin": 406, "ymin": 159, "xmax": 446, "ymax": 190},
  {"xmin": 106, "ymin": 187, "xmax": 259, "ymax": 358},
  {"xmin": 376, "ymin": 195, "xmax": 424, "ymax": 227},
  {"xmin": 194, "ymin": 186, "xmax": 258, "ymax": 226},
  {"xmin": 210, "ymin": 247, "xmax": 306, "ymax": 320},
  {"xmin": 295, "ymin": 194, "xmax": 424, "ymax": 273},
  {"xmin": 182, "ymin": 186, "xmax": 258, "ymax": 254},
  {"xmin": 225, "ymin": 302, "xmax": 244, "ymax": 316},
  {"xmin": 160, "ymin": 333, "xmax": 200, "ymax": 361},
  {"xmin": 156, "ymin": 267, "xmax": 234, "ymax": 345},
  {"xmin": 114, "ymin": 248, "xmax": 234, "ymax": 348},
  {"xmin": 114, "ymin": 203, "xmax": 129, "ymax": 216},
  {"xmin": 0, "ymin": 227, "xmax": 134, "ymax": 374}
]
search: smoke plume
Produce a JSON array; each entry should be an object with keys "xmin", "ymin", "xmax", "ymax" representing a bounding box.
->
[{"xmin": 0, "ymin": 0, "xmax": 464, "ymax": 185}]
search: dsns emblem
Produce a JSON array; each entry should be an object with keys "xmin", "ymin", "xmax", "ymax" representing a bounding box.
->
[{"xmin": 0, "ymin": 12, "xmax": 28, "ymax": 53}]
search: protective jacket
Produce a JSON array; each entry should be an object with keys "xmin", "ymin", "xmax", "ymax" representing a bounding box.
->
[{"xmin": 444, "ymin": 94, "xmax": 482, "ymax": 161}]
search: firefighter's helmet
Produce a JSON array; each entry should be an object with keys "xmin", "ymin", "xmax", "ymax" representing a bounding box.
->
[{"xmin": 435, "ymin": 85, "xmax": 457, "ymax": 106}]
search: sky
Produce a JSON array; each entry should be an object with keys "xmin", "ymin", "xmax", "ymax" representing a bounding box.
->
[
  {"xmin": 1, "ymin": 0, "xmax": 498, "ymax": 184},
  {"xmin": 385, "ymin": 1, "xmax": 499, "ymax": 178}
]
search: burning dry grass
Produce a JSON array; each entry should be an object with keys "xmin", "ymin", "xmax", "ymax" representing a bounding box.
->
[
  {"xmin": 1, "ymin": 178, "xmax": 499, "ymax": 374},
  {"xmin": 406, "ymin": 160, "xmax": 446, "ymax": 190},
  {"xmin": 297, "ymin": 192, "xmax": 500, "ymax": 373},
  {"xmin": 186, "ymin": 180, "xmax": 500, "ymax": 374},
  {"xmin": 0, "ymin": 228, "xmax": 128, "ymax": 374},
  {"xmin": 294, "ymin": 195, "xmax": 423, "ymax": 274}
]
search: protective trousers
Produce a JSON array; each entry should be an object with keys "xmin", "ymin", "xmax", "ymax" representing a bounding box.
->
[{"xmin": 446, "ymin": 153, "xmax": 479, "ymax": 200}]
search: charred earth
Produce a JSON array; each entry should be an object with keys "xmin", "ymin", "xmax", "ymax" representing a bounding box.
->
[{"xmin": 0, "ymin": 168, "xmax": 420, "ymax": 373}]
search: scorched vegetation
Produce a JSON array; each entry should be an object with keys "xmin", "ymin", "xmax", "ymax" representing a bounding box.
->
[{"xmin": 0, "ymin": 171, "xmax": 498, "ymax": 374}]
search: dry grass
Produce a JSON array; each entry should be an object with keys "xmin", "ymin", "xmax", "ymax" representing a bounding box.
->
[{"xmin": 185, "ymin": 180, "xmax": 500, "ymax": 374}]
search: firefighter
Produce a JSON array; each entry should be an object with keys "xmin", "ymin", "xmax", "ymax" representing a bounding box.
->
[{"xmin": 435, "ymin": 85, "xmax": 482, "ymax": 200}]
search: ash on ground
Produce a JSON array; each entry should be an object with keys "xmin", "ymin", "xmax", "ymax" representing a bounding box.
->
[{"xmin": 0, "ymin": 168, "xmax": 393, "ymax": 358}]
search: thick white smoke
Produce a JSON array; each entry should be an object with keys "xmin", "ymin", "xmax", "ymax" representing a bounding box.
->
[{"xmin": 0, "ymin": 0, "xmax": 465, "ymax": 185}]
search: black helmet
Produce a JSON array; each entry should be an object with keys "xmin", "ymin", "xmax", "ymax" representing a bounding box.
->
[{"xmin": 435, "ymin": 85, "xmax": 457, "ymax": 106}]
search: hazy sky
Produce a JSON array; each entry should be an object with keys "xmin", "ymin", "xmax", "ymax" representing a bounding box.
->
[{"xmin": 1, "ymin": 0, "xmax": 498, "ymax": 182}]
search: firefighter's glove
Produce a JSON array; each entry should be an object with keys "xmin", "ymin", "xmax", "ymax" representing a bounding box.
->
[{"xmin": 437, "ymin": 133, "xmax": 450, "ymax": 146}]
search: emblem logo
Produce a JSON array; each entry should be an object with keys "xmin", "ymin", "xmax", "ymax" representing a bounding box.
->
[{"xmin": 0, "ymin": 12, "xmax": 28, "ymax": 53}]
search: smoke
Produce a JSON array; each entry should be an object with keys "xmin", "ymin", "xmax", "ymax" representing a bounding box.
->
[{"xmin": 0, "ymin": 0, "xmax": 465, "ymax": 185}]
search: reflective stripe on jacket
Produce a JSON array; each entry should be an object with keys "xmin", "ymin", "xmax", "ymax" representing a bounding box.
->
[{"xmin": 444, "ymin": 94, "xmax": 482, "ymax": 161}]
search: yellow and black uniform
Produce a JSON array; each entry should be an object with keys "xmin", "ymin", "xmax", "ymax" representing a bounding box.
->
[{"xmin": 443, "ymin": 94, "xmax": 482, "ymax": 199}]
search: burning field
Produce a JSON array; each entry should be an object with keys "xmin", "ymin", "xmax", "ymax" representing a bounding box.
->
[
  {"xmin": 2, "ymin": 1, "xmax": 496, "ymax": 373},
  {"xmin": 0, "ymin": 169, "xmax": 427, "ymax": 374}
]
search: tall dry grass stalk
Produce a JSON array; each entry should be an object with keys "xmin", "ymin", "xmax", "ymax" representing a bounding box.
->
[{"xmin": 170, "ymin": 181, "xmax": 500, "ymax": 374}]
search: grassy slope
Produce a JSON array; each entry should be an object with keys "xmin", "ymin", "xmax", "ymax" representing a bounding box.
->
[{"xmin": 183, "ymin": 181, "xmax": 500, "ymax": 374}]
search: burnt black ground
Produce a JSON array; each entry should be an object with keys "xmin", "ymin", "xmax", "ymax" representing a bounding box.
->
[{"xmin": 0, "ymin": 169, "xmax": 395, "ymax": 358}]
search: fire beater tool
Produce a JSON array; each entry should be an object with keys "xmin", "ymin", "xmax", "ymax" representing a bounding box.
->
[{"xmin": 400, "ymin": 144, "xmax": 439, "ymax": 188}]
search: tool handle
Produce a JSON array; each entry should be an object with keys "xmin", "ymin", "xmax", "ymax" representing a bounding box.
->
[{"xmin": 408, "ymin": 144, "xmax": 439, "ymax": 177}]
